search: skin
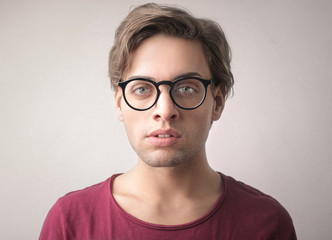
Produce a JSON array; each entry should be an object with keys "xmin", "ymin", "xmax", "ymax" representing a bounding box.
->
[{"xmin": 113, "ymin": 34, "xmax": 225, "ymax": 225}]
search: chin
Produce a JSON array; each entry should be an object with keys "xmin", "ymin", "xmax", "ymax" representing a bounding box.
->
[
  {"xmin": 143, "ymin": 157, "xmax": 185, "ymax": 168},
  {"xmin": 139, "ymin": 152, "xmax": 189, "ymax": 168}
]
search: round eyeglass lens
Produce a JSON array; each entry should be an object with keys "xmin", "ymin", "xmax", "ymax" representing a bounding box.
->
[
  {"xmin": 124, "ymin": 80, "xmax": 157, "ymax": 110},
  {"xmin": 172, "ymin": 78, "xmax": 206, "ymax": 108}
]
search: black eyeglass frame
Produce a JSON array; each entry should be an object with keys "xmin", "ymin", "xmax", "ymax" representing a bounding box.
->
[{"xmin": 118, "ymin": 76, "xmax": 212, "ymax": 111}]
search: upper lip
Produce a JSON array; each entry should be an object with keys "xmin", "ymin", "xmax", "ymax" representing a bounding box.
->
[{"xmin": 148, "ymin": 129, "xmax": 181, "ymax": 138}]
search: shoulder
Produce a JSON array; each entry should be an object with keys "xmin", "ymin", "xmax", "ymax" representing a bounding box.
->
[
  {"xmin": 39, "ymin": 176, "xmax": 118, "ymax": 239},
  {"xmin": 57, "ymin": 177, "xmax": 113, "ymax": 207},
  {"xmin": 223, "ymin": 174, "xmax": 286, "ymax": 209},
  {"xmin": 45, "ymin": 176, "xmax": 114, "ymax": 219},
  {"xmin": 221, "ymin": 174, "xmax": 297, "ymax": 238}
]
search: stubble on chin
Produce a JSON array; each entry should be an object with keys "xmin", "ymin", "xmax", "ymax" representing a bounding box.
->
[{"xmin": 137, "ymin": 147, "xmax": 200, "ymax": 169}]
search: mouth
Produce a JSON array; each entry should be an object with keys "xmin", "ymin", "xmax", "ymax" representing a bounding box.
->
[
  {"xmin": 149, "ymin": 129, "xmax": 181, "ymax": 138},
  {"xmin": 155, "ymin": 134, "xmax": 173, "ymax": 138},
  {"xmin": 148, "ymin": 129, "xmax": 181, "ymax": 146}
]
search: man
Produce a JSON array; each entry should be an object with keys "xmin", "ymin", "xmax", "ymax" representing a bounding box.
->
[{"xmin": 40, "ymin": 3, "xmax": 297, "ymax": 239}]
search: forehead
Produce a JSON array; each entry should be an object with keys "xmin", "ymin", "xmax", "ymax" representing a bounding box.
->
[{"xmin": 124, "ymin": 35, "xmax": 211, "ymax": 81}]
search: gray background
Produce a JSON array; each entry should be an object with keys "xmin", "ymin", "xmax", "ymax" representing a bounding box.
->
[{"xmin": 1, "ymin": 0, "xmax": 331, "ymax": 239}]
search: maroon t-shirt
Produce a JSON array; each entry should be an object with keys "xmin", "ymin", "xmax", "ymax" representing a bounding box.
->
[{"xmin": 39, "ymin": 173, "xmax": 297, "ymax": 240}]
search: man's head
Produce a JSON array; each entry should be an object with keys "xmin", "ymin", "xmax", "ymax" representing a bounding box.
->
[
  {"xmin": 109, "ymin": 3, "xmax": 234, "ymax": 98},
  {"xmin": 110, "ymin": 3, "xmax": 233, "ymax": 168}
]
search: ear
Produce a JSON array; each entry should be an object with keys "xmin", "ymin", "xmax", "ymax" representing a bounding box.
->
[
  {"xmin": 114, "ymin": 87, "xmax": 124, "ymax": 122},
  {"xmin": 211, "ymin": 85, "xmax": 225, "ymax": 121}
]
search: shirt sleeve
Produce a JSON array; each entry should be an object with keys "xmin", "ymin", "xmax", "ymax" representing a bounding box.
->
[
  {"xmin": 39, "ymin": 199, "xmax": 67, "ymax": 240},
  {"xmin": 278, "ymin": 204, "xmax": 297, "ymax": 240}
]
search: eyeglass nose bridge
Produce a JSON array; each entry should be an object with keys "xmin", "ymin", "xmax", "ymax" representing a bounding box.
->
[{"xmin": 152, "ymin": 80, "xmax": 177, "ymax": 108}]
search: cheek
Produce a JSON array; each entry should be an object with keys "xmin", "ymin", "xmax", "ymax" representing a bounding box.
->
[
  {"xmin": 198, "ymin": 113, "xmax": 213, "ymax": 136},
  {"xmin": 122, "ymin": 109, "xmax": 145, "ymax": 141},
  {"xmin": 186, "ymin": 109, "xmax": 212, "ymax": 136},
  {"xmin": 199, "ymin": 99, "xmax": 215, "ymax": 123},
  {"xmin": 191, "ymin": 101, "xmax": 215, "ymax": 135},
  {"xmin": 122, "ymin": 118, "xmax": 139, "ymax": 148}
]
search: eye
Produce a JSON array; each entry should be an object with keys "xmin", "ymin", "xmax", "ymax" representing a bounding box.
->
[
  {"xmin": 174, "ymin": 80, "xmax": 200, "ymax": 95},
  {"xmin": 133, "ymin": 86, "xmax": 149, "ymax": 95},
  {"xmin": 127, "ymin": 81, "xmax": 155, "ymax": 98},
  {"xmin": 177, "ymin": 86, "xmax": 195, "ymax": 94}
]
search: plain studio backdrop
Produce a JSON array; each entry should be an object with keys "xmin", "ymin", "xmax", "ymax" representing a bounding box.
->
[{"xmin": 1, "ymin": 0, "xmax": 331, "ymax": 239}]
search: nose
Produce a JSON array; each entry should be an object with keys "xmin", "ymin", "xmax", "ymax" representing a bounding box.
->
[{"xmin": 152, "ymin": 86, "xmax": 179, "ymax": 121}]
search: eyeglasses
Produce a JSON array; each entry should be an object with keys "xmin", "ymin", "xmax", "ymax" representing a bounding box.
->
[{"xmin": 118, "ymin": 76, "xmax": 212, "ymax": 111}]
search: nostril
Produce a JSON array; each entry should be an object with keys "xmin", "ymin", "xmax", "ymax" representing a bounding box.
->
[{"xmin": 153, "ymin": 109, "xmax": 179, "ymax": 121}]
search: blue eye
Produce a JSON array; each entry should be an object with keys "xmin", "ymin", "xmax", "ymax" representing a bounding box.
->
[
  {"xmin": 174, "ymin": 80, "xmax": 200, "ymax": 95},
  {"xmin": 128, "ymin": 82, "xmax": 155, "ymax": 99},
  {"xmin": 134, "ymin": 87, "xmax": 149, "ymax": 94},
  {"xmin": 177, "ymin": 86, "xmax": 195, "ymax": 94}
]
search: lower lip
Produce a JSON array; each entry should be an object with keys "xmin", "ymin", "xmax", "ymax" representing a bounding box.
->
[{"xmin": 148, "ymin": 136, "xmax": 179, "ymax": 147}]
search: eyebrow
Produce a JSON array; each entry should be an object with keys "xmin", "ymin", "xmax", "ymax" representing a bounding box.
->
[
  {"xmin": 174, "ymin": 72, "xmax": 202, "ymax": 79},
  {"xmin": 127, "ymin": 72, "xmax": 203, "ymax": 81}
]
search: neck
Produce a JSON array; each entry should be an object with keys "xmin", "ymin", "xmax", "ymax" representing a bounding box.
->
[
  {"xmin": 125, "ymin": 152, "xmax": 220, "ymax": 200},
  {"xmin": 112, "ymin": 152, "xmax": 223, "ymax": 225}
]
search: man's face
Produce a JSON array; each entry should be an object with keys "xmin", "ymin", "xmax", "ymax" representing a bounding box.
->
[{"xmin": 115, "ymin": 35, "xmax": 224, "ymax": 168}]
